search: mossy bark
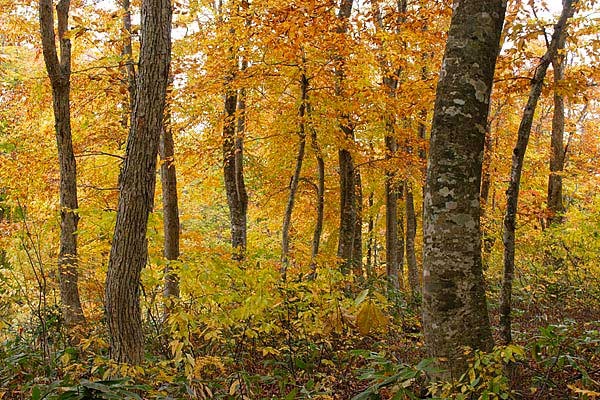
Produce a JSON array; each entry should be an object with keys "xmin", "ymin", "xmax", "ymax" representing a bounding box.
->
[{"xmin": 422, "ymin": 0, "xmax": 506, "ymax": 379}]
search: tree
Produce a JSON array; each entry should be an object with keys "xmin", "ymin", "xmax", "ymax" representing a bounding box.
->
[
  {"xmin": 160, "ymin": 101, "xmax": 180, "ymax": 308},
  {"xmin": 500, "ymin": 0, "xmax": 576, "ymax": 345},
  {"xmin": 222, "ymin": 0, "xmax": 249, "ymax": 261},
  {"xmin": 422, "ymin": 0, "xmax": 506, "ymax": 378},
  {"xmin": 335, "ymin": 0, "xmax": 361, "ymax": 276},
  {"xmin": 105, "ymin": 0, "xmax": 172, "ymax": 364},
  {"xmin": 547, "ymin": 29, "xmax": 568, "ymax": 226},
  {"xmin": 39, "ymin": 0, "xmax": 85, "ymax": 326}
]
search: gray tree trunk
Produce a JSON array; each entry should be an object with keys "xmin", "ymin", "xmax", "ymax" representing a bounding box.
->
[
  {"xmin": 160, "ymin": 107, "xmax": 180, "ymax": 307},
  {"xmin": 309, "ymin": 104, "xmax": 325, "ymax": 275},
  {"xmin": 105, "ymin": 0, "xmax": 171, "ymax": 364},
  {"xmin": 422, "ymin": 0, "xmax": 506, "ymax": 379},
  {"xmin": 501, "ymin": 0, "xmax": 575, "ymax": 345},
  {"xmin": 281, "ymin": 72, "xmax": 308, "ymax": 280},
  {"xmin": 39, "ymin": 0, "xmax": 85, "ymax": 326},
  {"xmin": 353, "ymin": 169, "xmax": 363, "ymax": 281},
  {"xmin": 547, "ymin": 34, "xmax": 567, "ymax": 226},
  {"xmin": 119, "ymin": 0, "xmax": 136, "ymax": 127},
  {"xmin": 405, "ymin": 182, "xmax": 419, "ymax": 299},
  {"xmin": 335, "ymin": 0, "xmax": 359, "ymax": 275},
  {"xmin": 223, "ymin": 53, "xmax": 248, "ymax": 260}
]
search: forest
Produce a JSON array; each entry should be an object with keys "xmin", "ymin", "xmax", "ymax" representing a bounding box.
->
[{"xmin": 0, "ymin": 0, "xmax": 599, "ymax": 398}]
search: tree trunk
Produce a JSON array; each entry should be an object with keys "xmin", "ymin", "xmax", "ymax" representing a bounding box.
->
[
  {"xmin": 405, "ymin": 182, "xmax": 419, "ymax": 299},
  {"xmin": 105, "ymin": 0, "xmax": 171, "ymax": 364},
  {"xmin": 335, "ymin": 0, "xmax": 358, "ymax": 275},
  {"xmin": 160, "ymin": 106, "xmax": 180, "ymax": 309},
  {"xmin": 547, "ymin": 35, "xmax": 567, "ymax": 226},
  {"xmin": 223, "ymin": 70, "xmax": 248, "ymax": 259},
  {"xmin": 39, "ymin": 0, "xmax": 85, "ymax": 326},
  {"xmin": 366, "ymin": 191, "xmax": 375, "ymax": 280},
  {"xmin": 422, "ymin": 0, "xmax": 505, "ymax": 379},
  {"xmin": 309, "ymin": 109, "xmax": 325, "ymax": 275},
  {"xmin": 119, "ymin": 0, "xmax": 136, "ymax": 128},
  {"xmin": 353, "ymin": 169, "xmax": 363, "ymax": 281},
  {"xmin": 501, "ymin": 0, "xmax": 575, "ymax": 345},
  {"xmin": 281, "ymin": 72, "xmax": 308, "ymax": 280},
  {"xmin": 385, "ymin": 134, "xmax": 400, "ymax": 292}
]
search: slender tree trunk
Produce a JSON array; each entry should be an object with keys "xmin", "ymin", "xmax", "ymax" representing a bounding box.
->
[
  {"xmin": 480, "ymin": 128, "xmax": 493, "ymax": 211},
  {"xmin": 223, "ymin": 48, "xmax": 248, "ymax": 260},
  {"xmin": 385, "ymin": 134, "xmax": 400, "ymax": 291},
  {"xmin": 281, "ymin": 72, "xmax": 308, "ymax": 280},
  {"xmin": 547, "ymin": 36, "xmax": 567, "ymax": 226},
  {"xmin": 353, "ymin": 169, "xmax": 363, "ymax": 280},
  {"xmin": 423, "ymin": 0, "xmax": 505, "ymax": 379},
  {"xmin": 39, "ymin": 0, "xmax": 85, "ymax": 326},
  {"xmin": 366, "ymin": 191, "xmax": 375, "ymax": 280},
  {"xmin": 120, "ymin": 0, "xmax": 136, "ymax": 127},
  {"xmin": 405, "ymin": 182, "xmax": 419, "ymax": 298},
  {"xmin": 335, "ymin": 0, "xmax": 358, "ymax": 275},
  {"xmin": 309, "ymin": 114, "xmax": 325, "ymax": 274},
  {"xmin": 160, "ymin": 106, "xmax": 180, "ymax": 309},
  {"xmin": 105, "ymin": 0, "xmax": 171, "ymax": 364},
  {"xmin": 501, "ymin": 0, "xmax": 575, "ymax": 345}
]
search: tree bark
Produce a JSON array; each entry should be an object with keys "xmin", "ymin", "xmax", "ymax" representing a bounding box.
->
[
  {"xmin": 223, "ymin": 37, "xmax": 248, "ymax": 260},
  {"xmin": 105, "ymin": 0, "xmax": 171, "ymax": 364},
  {"xmin": 501, "ymin": 0, "xmax": 575, "ymax": 345},
  {"xmin": 405, "ymin": 182, "xmax": 419, "ymax": 299},
  {"xmin": 335, "ymin": 0, "xmax": 358, "ymax": 275},
  {"xmin": 39, "ymin": 0, "xmax": 85, "ymax": 326},
  {"xmin": 160, "ymin": 105, "xmax": 180, "ymax": 308},
  {"xmin": 120, "ymin": 0, "xmax": 136, "ymax": 127},
  {"xmin": 281, "ymin": 72, "xmax": 308, "ymax": 280},
  {"xmin": 547, "ymin": 34, "xmax": 568, "ymax": 226},
  {"xmin": 366, "ymin": 191, "xmax": 375, "ymax": 280},
  {"xmin": 422, "ymin": 0, "xmax": 505, "ymax": 379},
  {"xmin": 309, "ymin": 106, "xmax": 325, "ymax": 275},
  {"xmin": 353, "ymin": 169, "xmax": 363, "ymax": 281}
]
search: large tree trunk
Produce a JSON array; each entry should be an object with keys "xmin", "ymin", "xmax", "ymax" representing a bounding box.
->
[
  {"xmin": 547, "ymin": 35, "xmax": 567, "ymax": 226},
  {"xmin": 422, "ymin": 0, "xmax": 505, "ymax": 379},
  {"xmin": 160, "ymin": 107, "xmax": 180, "ymax": 307},
  {"xmin": 281, "ymin": 72, "xmax": 308, "ymax": 280},
  {"xmin": 39, "ymin": 0, "xmax": 85, "ymax": 326},
  {"xmin": 335, "ymin": 0, "xmax": 358, "ymax": 275},
  {"xmin": 105, "ymin": 0, "xmax": 171, "ymax": 364},
  {"xmin": 500, "ymin": 1, "xmax": 575, "ymax": 345}
]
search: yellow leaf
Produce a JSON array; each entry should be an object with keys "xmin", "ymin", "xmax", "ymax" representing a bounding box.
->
[{"xmin": 356, "ymin": 300, "xmax": 388, "ymax": 335}]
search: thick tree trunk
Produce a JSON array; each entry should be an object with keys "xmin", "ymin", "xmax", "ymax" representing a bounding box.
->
[
  {"xmin": 281, "ymin": 73, "xmax": 308, "ymax": 280},
  {"xmin": 105, "ymin": 0, "xmax": 171, "ymax": 364},
  {"xmin": 422, "ymin": 0, "xmax": 505, "ymax": 379},
  {"xmin": 547, "ymin": 36, "xmax": 567, "ymax": 226},
  {"xmin": 335, "ymin": 0, "xmax": 358, "ymax": 275},
  {"xmin": 501, "ymin": 1, "xmax": 575, "ymax": 345},
  {"xmin": 39, "ymin": 0, "xmax": 85, "ymax": 326},
  {"xmin": 160, "ymin": 109, "xmax": 180, "ymax": 306},
  {"xmin": 405, "ymin": 182, "xmax": 419, "ymax": 298}
]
